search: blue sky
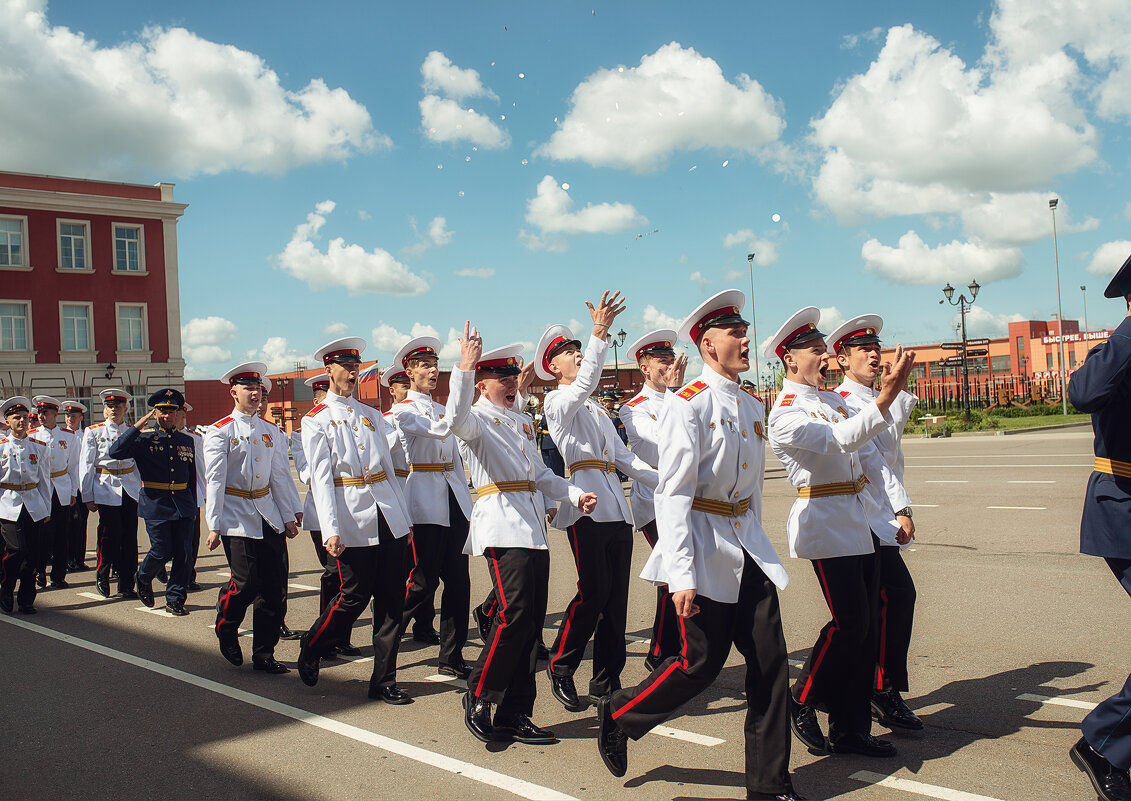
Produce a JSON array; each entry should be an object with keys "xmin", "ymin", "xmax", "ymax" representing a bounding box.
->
[{"xmin": 6, "ymin": 0, "xmax": 1131, "ymax": 381}]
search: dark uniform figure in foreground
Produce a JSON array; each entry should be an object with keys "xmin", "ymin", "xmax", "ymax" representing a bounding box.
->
[{"xmin": 1068, "ymin": 254, "xmax": 1131, "ymax": 801}]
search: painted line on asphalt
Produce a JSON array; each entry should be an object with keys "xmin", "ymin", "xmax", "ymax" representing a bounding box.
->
[
  {"xmin": 651, "ymin": 725, "xmax": 724, "ymax": 747},
  {"xmin": 986, "ymin": 506, "xmax": 1046, "ymax": 510},
  {"xmin": 926, "ymin": 480, "xmax": 968, "ymax": 484},
  {"xmin": 625, "ymin": 634, "xmax": 649, "ymax": 644},
  {"xmin": 288, "ymin": 583, "xmax": 319, "ymax": 592},
  {"xmin": 1017, "ymin": 692, "xmax": 1097, "ymax": 710},
  {"xmin": 1007, "ymin": 480, "xmax": 1057, "ymax": 484},
  {"xmin": 426, "ymin": 673, "xmax": 461, "ymax": 683},
  {"xmin": 851, "ymin": 770, "xmax": 1005, "ymax": 801},
  {"xmin": 202, "ymin": 624, "xmax": 252, "ymax": 638},
  {"xmin": 135, "ymin": 605, "xmax": 174, "ymax": 617},
  {"xmin": 0, "ymin": 615, "xmax": 578, "ymax": 801},
  {"xmin": 77, "ymin": 591, "xmax": 110, "ymax": 601}
]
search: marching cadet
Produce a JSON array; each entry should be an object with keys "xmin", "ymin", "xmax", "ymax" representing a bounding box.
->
[
  {"xmin": 595, "ymin": 290, "xmax": 803, "ymax": 801},
  {"xmin": 391, "ymin": 336, "xmax": 474, "ymax": 677},
  {"xmin": 80, "ymin": 389, "xmax": 143, "ymax": 599},
  {"xmin": 766, "ymin": 306, "xmax": 914, "ymax": 758},
  {"xmin": 0, "ymin": 397, "xmax": 53, "ymax": 614},
  {"xmin": 826, "ymin": 315, "xmax": 923, "ymax": 731},
  {"xmin": 205, "ymin": 362, "xmax": 302, "ymax": 673},
  {"xmin": 258, "ymin": 376, "xmax": 301, "ymax": 641},
  {"xmin": 536, "ymin": 292, "xmax": 657, "ymax": 712},
  {"xmin": 382, "ymin": 366, "xmax": 411, "ymax": 406},
  {"xmin": 107, "ymin": 389, "xmax": 197, "ymax": 616},
  {"xmin": 30, "ymin": 395, "xmax": 79, "ymax": 589},
  {"xmin": 62, "ymin": 400, "xmax": 90, "ymax": 572},
  {"xmin": 448, "ymin": 327, "xmax": 597, "ymax": 744},
  {"xmin": 618, "ymin": 329, "xmax": 687, "ymax": 670},
  {"xmin": 295, "ymin": 337, "xmax": 415, "ymax": 704},
  {"xmin": 1068, "ymin": 255, "xmax": 1131, "ymax": 801}
]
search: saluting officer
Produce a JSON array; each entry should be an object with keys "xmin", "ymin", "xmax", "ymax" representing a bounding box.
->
[
  {"xmin": 80, "ymin": 389, "xmax": 143, "ymax": 599},
  {"xmin": 1068, "ymin": 255, "xmax": 1131, "ymax": 801},
  {"xmin": 30, "ymin": 395, "xmax": 79, "ymax": 589},
  {"xmin": 108, "ymin": 389, "xmax": 198, "ymax": 616},
  {"xmin": 766, "ymin": 307, "xmax": 914, "ymax": 759},
  {"xmin": 295, "ymin": 337, "xmax": 415, "ymax": 704},
  {"xmin": 618, "ymin": 329, "xmax": 687, "ymax": 671},
  {"xmin": 205, "ymin": 362, "xmax": 302, "ymax": 673},
  {"xmin": 0, "ymin": 397, "xmax": 53, "ymax": 614},
  {"xmin": 62, "ymin": 400, "xmax": 90, "ymax": 572}
]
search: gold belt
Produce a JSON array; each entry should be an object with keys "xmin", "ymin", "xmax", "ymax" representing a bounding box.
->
[
  {"xmin": 566, "ymin": 459, "xmax": 616, "ymax": 477},
  {"xmin": 797, "ymin": 475, "xmax": 867, "ymax": 499},
  {"xmin": 225, "ymin": 486, "xmax": 271, "ymax": 499},
  {"xmin": 410, "ymin": 462, "xmax": 454, "ymax": 473},
  {"xmin": 691, "ymin": 496, "xmax": 751, "ymax": 517},
  {"xmin": 143, "ymin": 481, "xmax": 188, "ymax": 491},
  {"xmin": 1, "ymin": 481, "xmax": 38, "ymax": 492},
  {"xmin": 1095, "ymin": 457, "xmax": 1131, "ymax": 479},
  {"xmin": 97, "ymin": 466, "xmax": 135, "ymax": 476},
  {"xmin": 333, "ymin": 472, "xmax": 388, "ymax": 487},
  {"xmin": 477, "ymin": 480, "xmax": 537, "ymax": 497},
  {"xmin": 394, "ymin": 468, "xmax": 409, "ymax": 478},
  {"xmin": 50, "ymin": 469, "xmax": 67, "ymax": 478}
]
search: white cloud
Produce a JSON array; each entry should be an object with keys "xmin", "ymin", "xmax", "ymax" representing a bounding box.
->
[
  {"xmin": 184, "ymin": 364, "xmax": 211, "ymax": 380},
  {"xmin": 454, "ymin": 267, "xmax": 495, "ymax": 279},
  {"xmin": 522, "ymin": 176, "xmax": 644, "ymax": 252},
  {"xmin": 536, "ymin": 42, "xmax": 785, "ymax": 172},
  {"xmin": 182, "ymin": 316, "xmax": 238, "ymax": 364},
  {"xmin": 955, "ymin": 306, "xmax": 1027, "ymax": 338},
  {"xmin": 861, "ymin": 230, "xmax": 1024, "ymax": 286},
  {"xmin": 689, "ymin": 271, "xmax": 709, "ymax": 291},
  {"xmin": 641, "ymin": 304, "xmax": 680, "ymax": 331},
  {"xmin": 1086, "ymin": 240, "xmax": 1131, "ymax": 276},
  {"xmin": 370, "ymin": 322, "xmax": 442, "ymax": 354},
  {"xmin": 420, "ymin": 95, "xmax": 509, "ymax": 149},
  {"xmin": 321, "ymin": 322, "xmax": 349, "ymax": 336},
  {"xmin": 183, "ymin": 345, "xmax": 231, "ymax": 364},
  {"xmin": 421, "ymin": 51, "xmax": 497, "ymax": 101},
  {"xmin": 1123, "ymin": 202, "xmax": 1131, "ymax": 221},
  {"xmin": 358, "ymin": 210, "xmax": 371, "ymax": 221},
  {"xmin": 0, "ymin": 1, "xmax": 386, "ymax": 178},
  {"xmin": 818, "ymin": 306, "xmax": 845, "ymax": 335},
  {"xmin": 244, "ymin": 337, "xmax": 312, "ymax": 373},
  {"xmin": 276, "ymin": 200, "xmax": 429, "ymax": 296},
  {"xmin": 404, "ymin": 216, "xmax": 454, "ymax": 257},
  {"xmin": 721, "ymin": 229, "xmax": 780, "ymax": 266},
  {"xmin": 842, "ymin": 27, "xmax": 885, "ymax": 50},
  {"xmin": 961, "ymin": 193, "xmax": 1099, "ymax": 246}
]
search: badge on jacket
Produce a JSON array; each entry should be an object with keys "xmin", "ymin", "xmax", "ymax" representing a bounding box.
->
[
  {"xmin": 262, "ymin": 433, "xmax": 273, "ymax": 448},
  {"xmin": 361, "ymin": 417, "xmax": 375, "ymax": 431}
]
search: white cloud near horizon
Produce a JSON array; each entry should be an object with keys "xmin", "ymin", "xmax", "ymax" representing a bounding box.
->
[
  {"xmin": 182, "ymin": 316, "xmax": 238, "ymax": 364},
  {"xmin": 421, "ymin": 51, "xmax": 497, "ymax": 101},
  {"xmin": 244, "ymin": 337, "xmax": 313, "ymax": 373},
  {"xmin": 641, "ymin": 305, "xmax": 680, "ymax": 331},
  {"xmin": 961, "ymin": 193, "xmax": 1099, "ymax": 246},
  {"xmin": 404, "ymin": 216, "xmax": 454, "ymax": 257},
  {"xmin": 1086, "ymin": 240, "xmax": 1131, "ymax": 276},
  {"xmin": 722, "ymin": 229, "xmax": 781, "ymax": 267},
  {"xmin": 955, "ymin": 306, "xmax": 1027, "ymax": 338},
  {"xmin": 521, "ymin": 175, "xmax": 644, "ymax": 250},
  {"xmin": 419, "ymin": 51, "xmax": 508, "ymax": 149},
  {"xmin": 454, "ymin": 267, "xmax": 495, "ymax": 279},
  {"xmin": 861, "ymin": 231, "xmax": 1024, "ymax": 286},
  {"xmin": 321, "ymin": 322, "xmax": 349, "ymax": 336}
]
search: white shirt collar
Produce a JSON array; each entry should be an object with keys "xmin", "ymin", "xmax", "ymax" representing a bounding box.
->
[
  {"xmin": 325, "ymin": 390, "xmax": 350, "ymax": 406},
  {"xmin": 407, "ymin": 389, "xmax": 432, "ymax": 403}
]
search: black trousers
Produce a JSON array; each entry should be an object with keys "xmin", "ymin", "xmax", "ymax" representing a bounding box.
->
[
  {"xmin": 304, "ymin": 517, "xmax": 407, "ymax": 688},
  {"xmin": 548, "ymin": 517, "xmax": 634, "ymax": 697},
  {"xmin": 216, "ymin": 521, "xmax": 287, "ymax": 658},
  {"xmin": 95, "ymin": 495, "xmax": 139, "ymax": 593},
  {"xmin": 38, "ymin": 491, "xmax": 70, "ymax": 581},
  {"xmin": 69, "ymin": 492, "xmax": 90, "ymax": 566},
  {"xmin": 401, "ymin": 490, "xmax": 471, "ymax": 667},
  {"xmin": 309, "ymin": 529, "xmax": 341, "ymax": 612},
  {"xmin": 139, "ymin": 517, "xmax": 194, "ymax": 605},
  {"xmin": 874, "ymin": 545, "xmax": 916, "ymax": 692},
  {"xmin": 611, "ymin": 555, "xmax": 792, "ymax": 797},
  {"xmin": 467, "ymin": 547, "xmax": 550, "ymax": 716},
  {"xmin": 793, "ymin": 541, "xmax": 881, "ymax": 734},
  {"xmin": 1, "ymin": 508, "xmax": 40, "ymax": 609},
  {"xmin": 1083, "ymin": 558, "xmax": 1131, "ymax": 770},
  {"xmin": 641, "ymin": 521, "xmax": 682, "ymax": 664}
]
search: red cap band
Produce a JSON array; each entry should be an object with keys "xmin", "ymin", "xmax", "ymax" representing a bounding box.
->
[
  {"xmin": 775, "ymin": 322, "xmax": 818, "ymax": 359},
  {"xmin": 634, "ymin": 339, "xmax": 673, "ymax": 361},
  {"xmin": 691, "ymin": 306, "xmax": 740, "ymax": 344},
  {"xmin": 833, "ymin": 327, "xmax": 877, "ymax": 353},
  {"xmin": 402, "ymin": 346, "xmax": 437, "ymax": 367},
  {"xmin": 322, "ymin": 348, "xmax": 360, "ymax": 364},
  {"xmin": 541, "ymin": 335, "xmax": 570, "ymax": 374},
  {"xmin": 478, "ymin": 356, "xmax": 519, "ymax": 371},
  {"xmin": 229, "ymin": 372, "xmax": 261, "ymax": 384}
]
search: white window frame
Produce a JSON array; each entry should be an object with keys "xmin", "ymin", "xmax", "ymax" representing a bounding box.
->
[
  {"xmin": 0, "ymin": 299, "xmax": 34, "ymax": 361},
  {"xmin": 115, "ymin": 302, "xmax": 151, "ymax": 361},
  {"xmin": 0, "ymin": 215, "xmax": 32, "ymax": 272},
  {"xmin": 59, "ymin": 300, "xmax": 95, "ymax": 358},
  {"xmin": 56, "ymin": 218, "xmax": 93, "ymax": 273},
  {"xmin": 111, "ymin": 222, "xmax": 146, "ymax": 274}
]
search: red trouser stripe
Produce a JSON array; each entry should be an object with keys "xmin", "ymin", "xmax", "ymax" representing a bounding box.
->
[
  {"xmin": 216, "ymin": 578, "xmax": 238, "ymax": 631},
  {"xmin": 875, "ymin": 587, "xmax": 889, "ymax": 691},
  {"xmin": 651, "ymin": 590, "xmax": 670, "ymax": 658},
  {"xmin": 95, "ymin": 520, "xmax": 107, "ymax": 574},
  {"xmin": 474, "ymin": 556, "xmax": 508, "ymax": 698},
  {"xmin": 614, "ymin": 616, "xmax": 689, "ymax": 720},
  {"xmin": 309, "ymin": 558, "xmax": 345, "ymax": 647},
  {"xmin": 799, "ymin": 559, "xmax": 840, "ymax": 704},
  {"xmin": 404, "ymin": 536, "xmax": 419, "ymax": 602},
  {"xmin": 550, "ymin": 525, "xmax": 584, "ymax": 672}
]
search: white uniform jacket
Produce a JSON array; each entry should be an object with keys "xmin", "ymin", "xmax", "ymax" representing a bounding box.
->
[
  {"xmin": 544, "ymin": 335, "xmax": 657, "ymax": 530},
  {"xmin": 290, "ymin": 430, "xmax": 320, "ymax": 531},
  {"xmin": 619, "ymin": 384, "xmax": 666, "ymax": 529},
  {"xmin": 0, "ymin": 435, "xmax": 52, "ymax": 521},
  {"xmin": 447, "ymin": 367, "xmax": 583, "ymax": 556},
  {"xmin": 30, "ymin": 425, "xmax": 79, "ymax": 504},
  {"xmin": 302, "ymin": 392, "xmax": 412, "ymax": 548},
  {"xmin": 836, "ymin": 378, "xmax": 918, "ymax": 484},
  {"xmin": 186, "ymin": 428, "xmax": 206, "ymax": 508},
  {"xmin": 768, "ymin": 379, "xmax": 911, "ymax": 560},
  {"xmin": 204, "ymin": 410, "xmax": 301, "ymax": 539},
  {"xmin": 639, "ymin": 369, "xmax": 789, "ymax": 602},
  {"xmin": 80, "ymin": 422, "xmax": 141, "ymax": 506},
  {"xmin": 392, "ymin": 390, "xmax": 473, "ymax": 526},
  {"xmin": 381, "ymin": 410, "xmax": 410, "ymax": 489}
]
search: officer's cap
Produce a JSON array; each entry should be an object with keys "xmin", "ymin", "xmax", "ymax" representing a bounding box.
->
[
  {"xmin": 534, "ymin": 325, "xmax": 582, "ymax": 381},
  {"xmin": 61, "ymin": 400, "xmax": 87, "ymax": 414},
  {"xmin": 477, "ymin": 344, "xmax": 524, "ymax": 378},
  {"xmin": 1104, "ymin": 250, "xmax": 1131, "ymax": 299},
  {"xmin": 304, "ymin": 374, "xmax": 330, "ymax": 391},
  {"xmin": 2, "ymin": 396, "xmax": 32, "ymax": 417},
  {"xmin": 148, "ymin": 388, "xmax": 186, "ymax": 410},
  {"xmin": 626, "ymin": 329, "xmax": 677, "ymax": 362},
  {"xmin": 32, "ymin": 395, "xmax": 62, "ymax": 410},
  {"xmin": 315, "ymin": 336, "xmax": 366, "ymax": 365},
  {"xmin": 763, "ymin": 307, "xmax": 825, "ymax": 360},
  {"xmin": 677, "ymin": 289, "xmax": 749, "ymax": 346},
  {"xmin": 394, "ymin": 336, "xmax": 442, "ymax": 369},
  {"xmin": 220, "ymin": 362, "xmax": 268, "ymax": 387},
  {"xmin": 99, "ymin": 388, "xmax": 132, "ymax": 404},
  {"xmin": 825, "ymin": 314, "xmax": 883, "ymax": 354},
  {"xmin": 261, "ymin": 376, "xmax": 272, "ymax": 395},
  {"xmin": 379, "ymin": 367, "xmax": 410, "ymax": 387}
]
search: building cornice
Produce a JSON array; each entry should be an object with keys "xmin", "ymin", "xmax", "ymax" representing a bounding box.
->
[{"xmin": 0, "ymin": 187, "xmax": 187, "ymax": 221}]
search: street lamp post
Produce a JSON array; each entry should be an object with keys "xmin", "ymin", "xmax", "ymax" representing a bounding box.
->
[
  {"xmin": 747, "ymin": 252, "xmax": 761, "ymax": 391},
  {"xmin": 607, "ymin": 328, "xmax": 627, "ymax": 392},
  {"xmin": 1049, "ymin": 199, "xmax": 1069, "ymax": 414},
  {"xmin": 942, "ymin": 279, "xmax": 981, "ymax": 423},
  {"xmin": 1080, "ymin": 284, "xmax": 1089, "ymax": 333}
]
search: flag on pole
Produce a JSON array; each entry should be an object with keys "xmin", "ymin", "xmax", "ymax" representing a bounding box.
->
[{"xmin": 359, "ymin": 363, "xmax": 381, "ymax": 383}]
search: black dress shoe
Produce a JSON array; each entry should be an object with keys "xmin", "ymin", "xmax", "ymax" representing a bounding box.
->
[
  {"xmin": 320, "ymin": 649, "xmax": 340, "ymax": 661},
  {"xmin": 187, "ymin": 581, "xmax": 203, "ymax": 592},
  {"xmin": 828, "ymin": 730, "xmax": 897, "ymax": 757},
  {"xmin": 36, "ymin": 571, "xmax": 47, "ymax": 588},
  {"xmin": 253, "ymin": 656, "xmax": 290, "ymax": 674},
  {"xmin": 297, "ymin": 637, "xmax": 320, "ymax": 686},
  {"xmin": 412, "ymin": 629, "xmax": 441, "ymax": 645},
  {"xmin": 336, "ymin": 643, "xmax": 362, "ymax": 657},
  {"xmin": 115, "ymin": 589, "xmax": 139, "ymax": 600},
  {"xmin": 156, "ymin": 566, "xmax": 168, "ymax": 583},
  {"xmin": 493, "ymin": 712, "xmax": 557, "ymax": 744},
  {"xmin": 165, "ymin": 602, "xmax": 188, "ymax": 616},
  {"xmin": 474, "ymin": 605, "xmax": 492, "ymax": 642},
  {"xmin": 789, "ymin": 697, "xmax": 828, "ymax": 755},
  {"xmin": 747, "ymin": 788, "xmax": 806, "ymax": 801},
  {"xmin": 279, "ymin": 624, "xmax": 303, "ymax": 641},
  {"xmin": 536, "ymin": 641, "xmax": 550, "ymax": 661},
  {"xmin": 17, "ymin": 605, "xmax": 36, "ymax": 614},
  {"xmin": 218, "ymin": 633, "xmax": 243, "ymax": 666},
  {"xmin": 872, "ymin": 689, "xmax": 923, "ymax": 730},
  {"xmin": 548, "ymin": 667, "xmax": 585, "ymax": 712},
  {"xmin": 596, "ymin": 695, "xmax": 628, "ymax": 777},
  {"xmin": 464, "ymin": 693, "xmax": 495, "ymax": 743},
  {"xmin": 0, "ymin": 594, "xmax": 13, "ymax": 614},
  {"xmin": 438, "ymin": 660, "xmax": 473, "ymax": 679},
  {"xmin": 136, "ymin": 579, "xmax": 155, "ymax": 608},
  {"xmin": 368, "ymin": 683, "xmax": 413, "ymax": 704},
  {"xmin": 1071, "ymin": 737, "xmax": 1131, "ymax": 801},
  {"xmin": 95, "ymin": 577, "xmax": 111, "ymax": 598},
  {"xmin": 50, "ymin": 579, "xmax": 69, "ymax": 589}
]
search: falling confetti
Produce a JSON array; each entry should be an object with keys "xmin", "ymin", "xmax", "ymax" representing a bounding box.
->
[
  {"xmin": 521, "ymin": 158, "xmax": 529, "ymax": 165},
  {"xmin": 472, "ymin": 146, "xmax": 478, "ymax": 151},
  {"xmin": 771, "ymin": 213, "xmax": 781, "ymax": 223},
  {"xmin": 500, "ymin": 114, "xmax": 506, "ymax": 120},
  {"xmin": 618, "ymin": 66, "xmax": 624, "ymax": 72},
  {"xmin": 437, "ymin": 164, "xmax": 444, "ymax": 170},
  {"xmin": 561, "ymin": 182, "xmax": 570, "ymax": 190},
  {"xmin": 722, "ymin": 160, "xmax": 729, "ymax": 167},
  {"xmin": 688, "ymin": 165, "xmax": 698, "ymax": 171},
  {"xmin": 458, "ymin": 191, "xmax": 465, "ymax": 198},
  {"xmin": 490, "ymin": 61, "xmax": 496, "ymax": 66},
  {"xmin": 465, "ymin": 156, "xmax": 471, "ymax": 162},
  {"xmin": 518, "ymin": 72, "xmax": 525, "ymax": 78}
]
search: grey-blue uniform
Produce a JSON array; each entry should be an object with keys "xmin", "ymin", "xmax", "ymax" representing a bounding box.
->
[
  {"xmin": 1067, "ymin": 255, "xmax": 1131, "ymax": 801},
  {"xmin": 108, "ymin": 388, "xmax": 197, "ymax": 614}
]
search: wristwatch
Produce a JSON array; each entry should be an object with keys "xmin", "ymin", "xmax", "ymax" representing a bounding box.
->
[{"xmin": 894, "ymin": 507, "xmax": 913, "ymax": 519}]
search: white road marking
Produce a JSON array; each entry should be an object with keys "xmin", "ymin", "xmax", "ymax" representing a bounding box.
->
[
  {"xmin": 201, "ymin": 624, "xmax": 252, "ymax": 638},
  {"xmin": 135, "ymin": 606, "xmax": 174, "ymax": 617},
  {"xmin": 426, "ymin": 673, "xmax": 461, "ymax": 683},
  {"xmin": 77, "ymin": 592, "xmax": 110, "ymax": 601},
  {"xmin": 1017, "ymin": 692, "xmax": 1097, "ymax": 710},
  {"xmin": 986, "ymin": 506, "xmax": 1046, "ymax": 510},
  {"xmin": 0, "ymin": 615, "xmax": 577, "ymax": 801},
  {"xmin": 650, "ymin": 725, "xmax": 724, "ymax": 746},
  {"xmin": 926, "ymin": 480, "xmax": 968, "ymax": 484},
  {"xmin": 625, "ymin": 634, "xmax": 649, "ymax": 644},
  {"xmin": 851, "ymin": 770, "xmax": 1006, "ymax": 801},
  {"xmin": 288, "ymin": 583, "xmax": 319, "ymax": 591},
  {"xmin": 911, "ymin": 504, "xmax": 939, "ymax": 508}
]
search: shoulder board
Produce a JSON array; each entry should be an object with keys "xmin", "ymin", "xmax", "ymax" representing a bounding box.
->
[
  {"xmin": 778, "ymin": 394, "xmax": 796, "ymax": 407},
  {"xmin": 0, "ymin": 438, "xmax": 6, "ymax": 444},
  {"xmin": 383, "ymin": 410, "xmax": 393, "ymax": 417},
  {"xmin": 304, "ymin": 404, "xmax": 326, "ymax": 418},
  {"xmin": 625, "ymin": 396, "xmax": 647, "ymax": 407},
  {"xmin": 89, "ymin": 423, "xmax": 105, "ymax": 429},
  {"xmin": 28, "ymin": 427, "xmax": 39, "ymax": 433},
  {"xmin": 676, "ymin": 380, "xmax": 708, "ymax": 401},
  {"xmin": 398, "ymin": 399, "xmax": 413, "ymax": 404},
  {"xmin": 212, "ymin": 416, "xmax": 234, "ymax": 427},
  {"xmin": 838, "ymin": 390, "xmax": 850, "ymax": 398},
  {"xmin": 30, "ymin": 437, "xmax": 45, "ymax": 445}
]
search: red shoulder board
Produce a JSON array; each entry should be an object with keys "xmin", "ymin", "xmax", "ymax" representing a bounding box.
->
[
  {"xmin": 677, "ymin": 380, "xmax": 708, "ymax": 401},
  {"xmin": 61, "ymin": 427, "xmax": 73, "ymax": 433},
  {"xmin": 30, "ymin": 437, "xmax": 45, "ymax": 445},
  {"xmin": 838, "ymin": 390, "xmax": 850, "ymax": 398},
  {"xmin": 89, "ymin": 423, "xmax": 105, "ymax": 429},
  {"xmin": 383, "ymin": 410, "xmax": 393, "ymax": 417},
  {"xmin": 0, "ymin": 438, "xmax": 6, "ymax": 443},
  {"xmin": 28, "ymin": 427, "xmax": 39, "ymax": 433},
  {"xmin": 304, "ymin": 404, "xmax": 325, "ymax": 418},
  {"xmin": 778, "ymin": 394, "xmax": 796, "ymax": 407},
  {"xmin": 398, "ymin": 399, "xmax": 413, "ymax": 404},
  {"xmin": 626, "ymin": 396, "xmax": 647, "ymax": 407},
  {"xmin": 213, "ymin": 416, "xmax": 234, "ymax": 427}
]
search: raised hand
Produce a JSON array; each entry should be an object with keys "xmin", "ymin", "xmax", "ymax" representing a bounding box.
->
[
  {"xmin": 586, "ymin": 290, "xmax": 626, "ymax": 337},
  {"xmin": 458, "ymin": 320, "xmax": 483, "ymax": 371},
  {"xmin": 659, "ymin": 353, "xmax": 688, "ymax": 389}
]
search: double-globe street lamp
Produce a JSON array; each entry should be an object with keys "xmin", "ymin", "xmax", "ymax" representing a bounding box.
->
[
  {"xmin": 1049, "ymin": 198, "xmax": 1069, "ymax": 414},
  {"xmin": 607, "ymin": 327, "xmax": 627, "ymax": 393},
  {"xmin": 941, "ymin": 279, "xmax": 981, "ymax": 423}
]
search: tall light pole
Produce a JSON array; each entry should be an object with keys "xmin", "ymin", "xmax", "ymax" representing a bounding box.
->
[
  {"xmin": 1080, "ymin": 284, "xmax": 1089, "ymax": 333},
  {"xmin": 1049, "ymin": 199, "xmax": 1068, "ymax": 414},
  {"xmin": 607, "ymin": 328, "xmax": 627, "ymax": 391},
  {"xmin": 942, "ymin": 279, "xmax": 981, "ymax": 423},
  {"xmin": 747, "ymin": 253, "xmax": 760, "ymax": 391}
]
